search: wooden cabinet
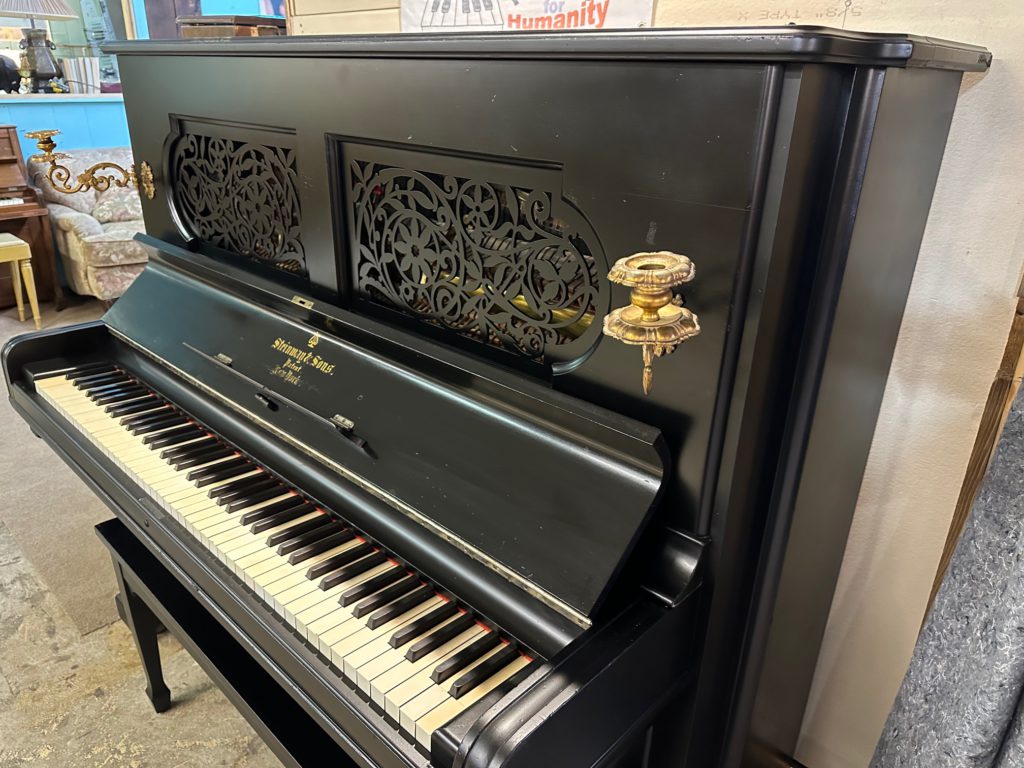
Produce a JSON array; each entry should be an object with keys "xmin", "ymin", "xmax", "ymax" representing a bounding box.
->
[{"xmin": 0, "ymin": 125, "xmax": 62, "ymax": 310}]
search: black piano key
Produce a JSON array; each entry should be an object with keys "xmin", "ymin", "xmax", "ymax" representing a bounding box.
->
[
  {"xmin": 76, "ymin": 374, "xmax": 132, "ymax": 392},
  {"xmin": 318, "ymin": 550, "xmax": 387, "ymax": 591},
  {"xmin": 143, "ymin": 426, "xmax": 205, "ymax": 449},
  {"xmin": 250, "ymin": 503, "xmax": 315, "ymax": 534},
  {"xmin": 108, "ymin": 398, "xmax": 164, "ymax": 418},
  {"xmin": 275, "ymin": 519, "xmax": 338, "ymax": 555},
  {"xmin": 430, "ymin": 0, "xmax": 440, "ymax": 11},
  {"xmin": 65, "ymin": 362, "xmax": 116, "ymax": 380},
  {"xmin": 430, "ymin": 633, "xmax": 501, "ymax": 685},
  {"xmin": 162, "ymin": 438, "xmax": 221, "ymax": 462},
  {"xmin": 208, "ymin": 472, "xmax": 268, "ymax": 499},
  {"xmin": 225, "ymin": 485, "xmax": 289, "ymax": 513},
  {"xmin": 131, "ymin": 415, "xmax": 187, "ymax": 436},
  {"xmin": 403, "ymin": 612, "xmax": 476, "ymax": 659},
  {"xmin": 239, "ymin": 496, "xmax": 307, "ymax": 526},
  {"xmin": 350, "ymin": 574, "xmax": 420, "ymax": 617},
  {"xmin": 472, "ymin": 0, "xmax": 480, "ymax": 11},
  {"xmin": 268, "ymin": 516, "xmax": 333, "ymax": 549},
  {"xmin": 173, "ymin": 447, "xmax": 233, "ymax": 471},
  {"xmin": 121, "ymin": 406, "xmax": 174, "ymax": 427},
  {"xmin": 215, "ymin": 477, "xmax": 278, "ymax": 505},
  {"xmin": 187, "ymin": 457, "xmax": 248, "ymax": 483},
  {"xmin": 103, "ymin": 394, "xmax": 157, "ymax": 414},
  {"xmin": 74, "ymin": 371, "xmax": 129, "ymax": 389},
  {"xmin": 306, "ymin": 541, "xmax": 374, "ymax": 580},
  {"xmin": 287, "ymin": 528, "xmax": 355, "ymax": 565},
  {"xmin": 160, "ymin": 436, "xmax": 218, "ymax": 461},
  {"xmin": 389, "ymin": 601, "xmax": 460, "ymax": 648},
  {"xmin": 94, "ymin": 390, "xmax": 149, "ymax": 408},
  {"xmin": 339, "ymin": 567, "xmax": 407, "ymax": 607},
  {"xmin": 365, "ymin": 584, "xmax": 435, "ymax": 630},
  {"xmin": 85, "ymin": 379, "xmax": 137, "ymax": 398},
  {"xmin": 448, "ymin": 644, "xmax": 519, "ymax": 699}
]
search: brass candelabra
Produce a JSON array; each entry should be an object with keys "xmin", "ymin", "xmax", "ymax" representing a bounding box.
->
[
  {"xmin": 25, "ymin": 129, "xmax": 155, "ymax": 200},
  {"xmin": 602, "ymin": 251, "xmax": 701, "ymax": 395}
]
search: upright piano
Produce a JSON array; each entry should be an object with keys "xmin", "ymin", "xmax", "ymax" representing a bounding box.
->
[{"xmin": 2, "ymin": 27, "xmax": 991, "ymax": 768}]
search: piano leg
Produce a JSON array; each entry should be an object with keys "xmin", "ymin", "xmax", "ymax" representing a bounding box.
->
[{"xmin": 113, "ymin": 560, "xmax": 172, "ymax": 713}]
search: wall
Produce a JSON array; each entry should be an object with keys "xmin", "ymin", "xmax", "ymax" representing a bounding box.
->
[
  {"xmin": 0, "ymin": 95, "xmax": 130, "ymax": 158},
  {"xmin": 648, "ymin": 2, "xmax": 1023, "ymax": 766}
]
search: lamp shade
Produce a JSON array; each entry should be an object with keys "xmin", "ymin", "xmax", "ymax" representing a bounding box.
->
[{"xmin": 0, "ymin": 0, "xmax": 77, "ymax": 20}]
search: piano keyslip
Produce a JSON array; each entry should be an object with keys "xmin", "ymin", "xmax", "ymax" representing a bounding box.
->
[{"xmin": 35, "ymin": 366, "xmax": 537, "ymax": 751}]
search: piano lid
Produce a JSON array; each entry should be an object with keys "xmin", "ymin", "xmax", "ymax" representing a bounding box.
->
[{"xmin": 104, "ymin": 253, "xmax": 669, "ymax": 626}]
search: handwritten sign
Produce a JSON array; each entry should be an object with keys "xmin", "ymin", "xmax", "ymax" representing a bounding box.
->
[{"xmin": 401, "ymin": 0, "xmax": 653, "ymax": 33}]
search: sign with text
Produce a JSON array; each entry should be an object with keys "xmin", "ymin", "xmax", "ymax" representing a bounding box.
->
[{"xmin": 401, "ymin": 0, "xmax": 653, "ymax": 33}]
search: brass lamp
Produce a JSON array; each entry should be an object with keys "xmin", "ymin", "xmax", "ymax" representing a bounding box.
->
[
  {"xmin": 0, "ymin": 0, "xmax": 77, "ymax": 93},
  {"xmin": 602, "ymin": 251, "xmax": 700, "ymax": 394},
  {"xmin": 26, "ymin": 129, "xmax": 155, "ymax": 199}
]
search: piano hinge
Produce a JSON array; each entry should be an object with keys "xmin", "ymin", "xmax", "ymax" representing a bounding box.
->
[{"xmin": 291, "ymin": 295, "xmax": 314, "ymax": 310}]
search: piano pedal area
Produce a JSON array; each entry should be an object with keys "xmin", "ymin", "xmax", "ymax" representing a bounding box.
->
[{"xmin": 33, "ymin": 361, "xmax": 539, "ymax": 754}]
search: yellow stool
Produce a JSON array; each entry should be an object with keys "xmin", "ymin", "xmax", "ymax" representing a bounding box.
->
[{"xmin": 0, "ymin": 233, "xmax": 40, "ymax": 330}]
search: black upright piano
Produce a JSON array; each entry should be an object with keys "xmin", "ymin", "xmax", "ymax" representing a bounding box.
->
[{"xmin": 3, "ymin": 27, "xmax": 990, "ymax": 768}]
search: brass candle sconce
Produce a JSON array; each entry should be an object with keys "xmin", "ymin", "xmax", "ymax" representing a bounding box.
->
[
  {"xmin": 25, "ymin": 129, "xmax": 156, "ymax": 200},
  {"xmin": 602, "ymin": 251, "xmax": 700, "ymax": 394}
]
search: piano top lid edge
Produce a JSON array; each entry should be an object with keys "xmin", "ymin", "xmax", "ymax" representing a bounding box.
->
[
  {"xmin": 101, "ymin": 26, "xmax": 991, "ymax": 71},
  {"xmin": 105, "ymin": 248, "xmax": 669, "ymax": 622}
]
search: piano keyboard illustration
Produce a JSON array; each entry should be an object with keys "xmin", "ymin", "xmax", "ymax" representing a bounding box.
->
[
  {"xmin": 36, "ymin": 363, "xmax": 535, "ymax": 751},
  {"xmin": 420, "ymin": 0, "xmax": 504, "ymax": 28}
]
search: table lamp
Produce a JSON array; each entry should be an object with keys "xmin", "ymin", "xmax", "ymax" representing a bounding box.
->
[{"xmin": 0, "ymin": 0, "xmax": 77, "ymax": 92}]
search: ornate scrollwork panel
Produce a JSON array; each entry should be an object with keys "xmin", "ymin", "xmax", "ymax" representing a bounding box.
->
[
  {"xmin": 169, "ymin": 123, "xmax": 306, "ymax": 276},
  {"xmin": 345, "ymin": 147, "xmax": 605, "ymax": 364}
]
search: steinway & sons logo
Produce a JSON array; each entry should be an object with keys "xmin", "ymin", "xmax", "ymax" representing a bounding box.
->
[{"xmin": 270, "ymin": 335, "xmax": 335, "ymax": 386}]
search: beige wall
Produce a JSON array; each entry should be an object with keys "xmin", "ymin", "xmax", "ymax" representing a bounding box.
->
[{"xmin": 651, "ymin": 2, "xmax": 1023, "ymax": 766}]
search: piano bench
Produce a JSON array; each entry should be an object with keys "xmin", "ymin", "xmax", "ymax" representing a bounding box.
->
[
  {"xmin": 96, "ymin": 517, "xmax": 360, "ymax": 768},
  {"xmin": 0, "ymin": 233, "xmax": 40, "ymax": 330}
]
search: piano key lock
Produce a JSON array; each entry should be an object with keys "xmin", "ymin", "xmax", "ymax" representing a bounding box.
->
[{"xmin": 602, "ymin": 251, "xmax": 701, "ymax": 395}]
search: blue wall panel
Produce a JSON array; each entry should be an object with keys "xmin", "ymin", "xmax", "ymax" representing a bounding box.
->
[{"xmin": 0, "ymin": 96, "xmax": 130, "ymax": 159}]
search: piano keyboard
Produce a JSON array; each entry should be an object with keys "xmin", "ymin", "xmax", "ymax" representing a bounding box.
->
[
  {"xmin": 0, "ymin": 196, "xmax": 25, "ymax": 207},
  {"xmin": 36, "ymin": 363, "xmax": 534, "ymax": 751}
]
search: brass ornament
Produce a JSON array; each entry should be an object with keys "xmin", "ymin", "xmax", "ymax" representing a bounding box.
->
[
  {"xmin": 602, "ymin": 251, "xmax": 701, "ymax": 394},
  {"xmin": 25, "ymin": 129, "xmax": 156, "ymax": 200}
]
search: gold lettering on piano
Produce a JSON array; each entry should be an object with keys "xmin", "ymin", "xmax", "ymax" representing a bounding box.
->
[{"xmin": 270, "ymin": 336, "xmax": 336, "ymax": 385}]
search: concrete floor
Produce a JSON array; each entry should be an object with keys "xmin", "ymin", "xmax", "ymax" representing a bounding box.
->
[
  {"xmin": 0, "ymin": 520, "xmax": 283, "ymax": 768},
  {"xmin": 0, "ymin": 300, "xmax": 283, "ymax": 768}
]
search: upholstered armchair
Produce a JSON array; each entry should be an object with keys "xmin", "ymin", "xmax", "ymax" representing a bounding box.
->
[{"xmin": 28, "ymin": 147, "xmax": 148, "ymax": 303}]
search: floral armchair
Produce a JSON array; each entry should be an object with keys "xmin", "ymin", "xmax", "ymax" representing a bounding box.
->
[{"xmin": 28, "ymin": 147, "xmax": 148, "ymax": 303}]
